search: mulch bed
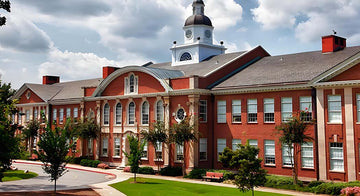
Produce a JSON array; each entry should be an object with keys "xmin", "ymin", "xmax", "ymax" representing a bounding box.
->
[{"xmin": 0, "ymin": 188, "xmax": 100, "ymax": 196}]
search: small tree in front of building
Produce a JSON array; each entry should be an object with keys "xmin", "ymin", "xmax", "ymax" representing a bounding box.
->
[
  {"xmin": 170, "ymin": 118, "xmax": 197, "ymax": 176},
  {"xmin": 276, "ymin": 111, "xmax": 314, "ymax": 185},
  {"xmin": 123, "ymin": 135, "xmax": 145, "ymax": 183},
  {"xmin": 35, "ymin": 120, "xmax": 74, "ymax": 193},
  {"xmin": 220, "ymin": 143, "xmax": 267, "ymax": 196},
  {"xmin": 22, "ymin": 119, "xmax": 40, "ymax": 154}
]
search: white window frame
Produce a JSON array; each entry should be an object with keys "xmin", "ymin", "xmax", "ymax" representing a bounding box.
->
[
  {"xmin": 103, "ymin": 103, "xmax": 110, "ymax": 125},
  {"xmin": 175, "ymin": 143, "xmax": 184, "ymax": 162},
  {"xmin": 18, "ymin": 113, "xmax": 22, "ymax": 125},
  {"xmin": 66, "ymin": 108, "xmax": 71, "ymax": 119},
  {"xmin": 73, "ymin": 108, "xmax": 78, "ymax": 122},
  {"xmin": 59, "ymin": 108, "xmax": 64, "ymax": 124},
  {"xmin": 155, "ymin": 141, "xmax": 163, "ymax": 161},
  {"xmin": 232, "ymin": 139, "xmax": 241, "ymax": 150},
  {"xmin": 34, "ymin": 109, "xmax": 38, "ymax": 120},
  {"xmin": 328, "ymin": 95, "xmax": 342, "ymax": 123},
  {"xmin": 357, "ymin": 94, "xmax": 360, "ymax": 122},
  {"xmin": 53, "ymin": 109, "xmax": 57, "ymax": 124},
  {"xmin": 141, "ymin": 101, "xmax": 149, "ymax": 125},
  {"xmin": 113, "ymin": 138, "xmax": 121, "ymax": 157},
  {"xmin": 301, "ymin": 142, "xmax": 314, "ymax": 168},
  {"xmin": 264, "ymin": 98, "xmax": 274, "ymax": 123},
  {"xmin": 128, "ymin": 102, "xmax": 135, "ymax": 125},
  {"xmin": 199, "ymin": 138, "xmax": 207, "ymax": 161},
  {"xmin": 115, "ymin": 103, "xmax": 122, "ymax": 125},
  {"xmin": 264, "ymin": 140, "xmax": 275, "ymax": 165},
  {"xmin": 282, "ymin": 143, "xmax": 294, "ymax": 167},
  {"xmin": 300, "ymin": 96, "xmax": 312, "ymax": 122},
  {"xmin": 156, "ymin": 100, "xmax": 164, "ymax": 122},
  {"xmin": 102, "ymin": 137, "xmax": 108, "ymax": 157},
  {"xmin": 329, "ymin": 142, "xmax": 344, "ymax": 171},
  {"xmin": 141, "ymin": 140, "xmax": 148, "ymax": 160},
  {"xmin": 25, "ymin": 110, "xmax": 30, "ymax": 122},
  {"xmin": 247, "ymin": 99, "xmax": 257, "ymax": 123},
  {"xmin": 87, "ymin": 138, "xmax": 93, "ymax": 155},
  {"xmin": 125, "ymin": 73, "xmax": 138, "ymax": 95},
  {"xmin": 232, "ymin": 100, "xmax": 241, "ymax": 123},
  {"xmin": 217, "ymin": 100, "xmax": 226, "ymax": 123},
  {"xmin": 199, "ymin": 100, "xmax": 207, "ymax": 123},
  {"xmin": 217, "ymin": 138, "xmax": 226, "ymax": 161},
  {"xmin": 281, "ymin": 97, "xmax": 293, "ymax": 122}
]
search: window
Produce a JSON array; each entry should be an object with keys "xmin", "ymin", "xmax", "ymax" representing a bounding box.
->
[
  {"xmin": 88, "ymin": 138, "xmax": 93, "ymax": 155},
  {"xmin": 232, "ymin": 139, "xmax": 241, "ymax": 150},
  {"xmin": 142, "ymin": 140, "xmax": 148, "ymax": 159},
  {"xmin": 175, "ymin": 143, "xmax": 184, "ymax": 162},
  {"xmin": 34, "ymin": 109, "xmax": 38, "ymax": 120},
  {"xmin": 281, "ymin": 97, "xmax": 292, "ymax": 122},
  {"xmin": 330, "ymin": 142, "xmax": 344, "ymax": 171},
  {"xmin": 247, "ymin": 99, "xmax": 257, "ymax": 123},
  {"xmin": 59, "ymin": 108, "xmax": 64, "ymax": 124},
  {"xmin": 180, "ymin": 52, "xmax": 192, "ymax": 61},
  {"xmin": 141, "ymin": 101, "xmax": 149, "ymax": 125},
  {"xmin": 128, "ymin": 102, "xmax": 135, "ymax": 125},
  {"xmin": 73, "ymin": 108, "xmax": 78, "ymax": 122},
  {"xmin": 217, "ymin": 101, "xmax": 226, "ymax": 123},
  {"xmin": 155, "ymin": 141, "xmax": 162, "ymax": 160},
  {"xmin": 53, "ymin": 109, "xmax": 57, "ymax": 124},
  {"xmin": 66, "ymin": 108, "xmax": 71, "ymax": 119},
  {"xmin": 129, "ymin": 74, "xmax": 135, "ymax": 93},
  {"xmin": 102, "ymin": 138, "xmax": 108, "ymax": 156},
  {"xmin": 176, "ymin": 108, "xmax": 186, "ymax": 122},
  {"xmin": 328, "ymin": 95, "xmax": 342, "ymax": 123},
  {"xmin": 18, "ymin": 113, "xmax": 22, "ymax": 125},
  {"xmin": 301, "ymin": 142, "xmax": 314, "ymax": 168},
  {"xmin": 115, "ymin": 103, "xmax": 122, "ymax": 125},
  {"xmin": 264, "ymin": 98, "xmax": 274, "ymax": 122},
  {"xmin": 25, "ymin": 110, "xmax": 30, "ymax": 122},
  {"xmin": 282, "ymin": 144, "xmax": 294, "ymax": 166},
  {"xmin": 217, "ymin": 138, "xmax": 226, "ymax": 161},
  {"xmin": 32, "ymin": 138, "xmax": 37, "ymax": 151},
  {"xmin": 300, "ymin": 96, "xmax": 312, "ymax": 121},
  {"xmin": 156, "ymin": 100, "xmax": 164, "ymax": 121},
  {"xmin": 11, "ymin": 114, "xmax": 15, "ymax": 124},
  {"xmin": 232, "ymin": 100, "xmax": 241, "ymax": 123},
  {"xmin": 199, "ymin": 138, "xmax": 207, "ymax": 160},
  {"xmin": 264, "ymin": 140, "xmax": 275, "ymax": 165},
  {"xmin": 199, "ymin": 100, "xmax": 207, "ymax": 122},
  {"xmin": 114, "ymin": 138, "xmax": 121, "ymax": 157},
  {"xmin": 248, "ymin": 139, "xmax": 258, "ymax": 148},
  {"xmin": 357, "ymin": 94, "xmax": 360, "ymax": 122},
  {"xmin": 103, "ymin": 103, "xmax": 109, "ymax": 125},
  {"xmin": 125, "ymin": 74, "xmax": 138, "ymax": 94}
]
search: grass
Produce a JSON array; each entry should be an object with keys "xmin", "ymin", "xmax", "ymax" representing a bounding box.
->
[
  {"xmin": 110, "ymin": 177, "xmax": 291, "ymax": 196},
  {"xmin": 2, "ymin": 170, "xmax": 38, "ymax": 182}
]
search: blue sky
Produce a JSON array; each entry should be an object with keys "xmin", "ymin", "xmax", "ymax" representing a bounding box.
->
[{"xmin": 1, "ymin": 0, "xmax": 360, "ymax": 89}]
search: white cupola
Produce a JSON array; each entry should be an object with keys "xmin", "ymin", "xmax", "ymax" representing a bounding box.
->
[{"xmin": 171, "ymin": 0, "xmax": 226, "ymax": 66}]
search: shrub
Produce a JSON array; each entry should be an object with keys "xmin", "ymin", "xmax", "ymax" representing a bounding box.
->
[
  {"xmin": 308, "ymin": 180, "xmax": 324, "ymax": 188},
  {"xmin": 71, "ymin": 156, "xmax": 88, "ymax": 164},
  {"xmin": 80, "ymin": 159, "xmax": 101, "ymax": 168},
  {"xmin": 185, "ymin": 168, "xmax": 208, "ymax": 179},
  {"xmin": 138, "ymin": 167, "xmax": 154, "ymax": 175},
  {"xmin": 313, "ymin": 182, "xmax": 346, "ymax": 195},
  {"xmin": 19, "ymin": 150, "xmax": 30, "ymax": 160},
  {"xmin": 159, "ymin": 166, "xmax": 182, "ymax": 176}
]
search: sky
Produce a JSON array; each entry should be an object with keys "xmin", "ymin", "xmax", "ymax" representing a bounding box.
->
[{"xmin": 0, "ymin": 0, "xmax": 360, "ymax": 89}]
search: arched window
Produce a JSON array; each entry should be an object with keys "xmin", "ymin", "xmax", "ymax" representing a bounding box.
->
[
  {"xmin": 180, "ymin": 52, "xmax": 192, "ymax": 61},
  {"xmin": 115, "ymin": 103, "xmax": 122, "ymax": 125},
  {"xmin": 128, "ymin": 102, "xmax": 135, "ymax": 125},
  {"xmin": 142, "ymin": 101, "xmax": 149, "ymax": 125},
  {"xmin": 129, "ymin": 74, "xmax": 135, "ymax": 93},
  {"xmin": 156, "ymin": 100, "xmax": 164, "ymax": 121},
  {"xmin": 103, "ymin": 103, "xmax": 109, "ymax": 125}
]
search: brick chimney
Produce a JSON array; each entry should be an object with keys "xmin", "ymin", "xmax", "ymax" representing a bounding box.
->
[
  {"xmin": 42, "ymin": 76, "xmax": 60, "ymax": 85},
  {"xmin": 102, "ymin": 66, "xmax": 119, "ymax": 79},
  {"xmin": 322, "ymin": 35, "xmax": 346, "ymax": 53}
]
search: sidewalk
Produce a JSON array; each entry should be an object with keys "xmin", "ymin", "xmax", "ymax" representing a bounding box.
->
[{"xmin": 14, "ymin": 160, "xmax": 328, "ymax": 196}]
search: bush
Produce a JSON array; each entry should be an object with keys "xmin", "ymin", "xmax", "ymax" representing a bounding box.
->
[
  {"xmin": 71, "ymin": 156, "xmax": 88, "ymax": 164},
  {"xmin": 313, "ymin": 182, "xmax": 346, "ymax": 195},
  {"xmin": 18, "ymin": 150, "xmax": 30, "ymax": 160},
  {"xmin": 138, "ymin": 167, "xmax": 154, "ymax": 175},
  {"xmin": 308, "ymin": 180, "xmax": 324, "ymax": 188},
  {"xmin": 159, "ymin": 166, "xmax": 182, "ymax": 176},
  {"xmin": 80, "ymin": 159, "xmax": 101, "ymax": 168},
  {"xmin": 185, "ymin": 168, "xmax": 208, "ymax": 179}
]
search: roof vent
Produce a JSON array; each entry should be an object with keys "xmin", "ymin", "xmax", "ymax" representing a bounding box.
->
[{"xmin": 322, "ymin": 35, "xmax": 346, "ymax": 53}]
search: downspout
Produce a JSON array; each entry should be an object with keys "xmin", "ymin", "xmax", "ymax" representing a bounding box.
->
[
  {"xmin": 211, "ymin": 94, "xmax": 215, "ymax": 169},
  {"xmin": 312, "ymin": 87, "xmax": 319, "ymax": 181}
]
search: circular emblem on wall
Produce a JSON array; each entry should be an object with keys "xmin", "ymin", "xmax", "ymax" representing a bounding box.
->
[
  {"xmin": 186, "ymin": 30, "xmax": 193, "ymax": 39},
  {"xmin": 205, "ymin": 30, "xmax": 211, "ymax": 38}
]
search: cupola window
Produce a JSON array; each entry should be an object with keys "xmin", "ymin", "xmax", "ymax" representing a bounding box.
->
[{"xmin": 180, "ymin": 52, "xmax": 192, "ymax": 61}]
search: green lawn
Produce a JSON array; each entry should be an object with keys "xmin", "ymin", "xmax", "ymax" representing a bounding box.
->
[
  {"xmin": 110, "ymin": 177, "xmax": 290, "ymax": 196},
  {"xmin": 2, "ymin": 170, "xmax": 38, "ymax": 182}
]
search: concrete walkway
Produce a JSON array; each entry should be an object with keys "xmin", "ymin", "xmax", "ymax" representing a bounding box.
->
[{"xmin": 13, "ymin": 160, "xmax": 327, "ymax": 196}]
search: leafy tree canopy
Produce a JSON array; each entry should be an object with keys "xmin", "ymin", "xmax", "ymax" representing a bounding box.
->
[
  {"xmin": 123, "ymin": 135, "xmax": 145, "ymax": 183},
  {"xmin": 0, "ymin": 0, "xmax": 11, "ymax": 26}
]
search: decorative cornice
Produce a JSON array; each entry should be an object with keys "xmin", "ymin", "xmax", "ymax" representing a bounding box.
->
[{"xmin": 16, "ymin": 102, "xmax": 48, "ymax": 107}]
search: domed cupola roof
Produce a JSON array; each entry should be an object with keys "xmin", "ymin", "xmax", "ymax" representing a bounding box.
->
[{"xmin": 184, "ymin": 0, "xmax": 212, "ymax": 27}]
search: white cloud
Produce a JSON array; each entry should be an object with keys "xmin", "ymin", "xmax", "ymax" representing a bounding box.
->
[{"xmin": 252, "ymin": 0, "xmax": 360, "ymax": 43}]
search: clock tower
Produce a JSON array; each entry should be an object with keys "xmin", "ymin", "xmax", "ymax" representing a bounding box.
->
[{"xmin": 171, "ymin": 0, "xmax": 226, "ymax": 66}]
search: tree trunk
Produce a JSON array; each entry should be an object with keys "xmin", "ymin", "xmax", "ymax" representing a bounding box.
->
[
  {"xmin": 134, "ymin": 172, "xmax": 136, "ymax": 183},
  {"xmin": 54, "ymin": 178, "xmax": 57, "ymax": 193},
  {"xmin": 292, "ymin": 145, "xmax": 299, "ymax": 185},
  {"xmin": 252, "ymin": 187, "xmax": 254, "ymax": 196},
  {"xmin": 182, "ymin": 143, "xmax": 186, "ymax": 176}
]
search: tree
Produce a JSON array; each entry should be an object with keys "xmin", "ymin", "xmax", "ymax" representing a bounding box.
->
[
  {"xmin": 170, "ymin": 118, "xmax": 197, "ymax": 176},
  {"xmin": 141, "ymin": 120, "xmax": 168, "ymax": 172},
  {"xmin": 276, "ymin": 112, "xmax": 314, "ymax": 185},
  {"xmin": 0, "ymin": 0, "xmax": 10, "ymax": 26},
  {"xmin": 22, "ymin": 119, "xmax": 40, "ymax": 153},
  {"xmin": 35, "ymin": 121, "xmax": 74, "ymax": 193},
  {"xmin": 220, "ymin": 143, "xmax": 267, "ymax": 196},
  {"xmin": 74, "ymin": 118, "xmax": 100, "ymax": 156},
  {"xmin": 0, "ymin": 81, "xmax": 20, "ymax": 182},
  {"xmin": 123, "ymin": 135, "xmax": 145, "ymax": 183}
]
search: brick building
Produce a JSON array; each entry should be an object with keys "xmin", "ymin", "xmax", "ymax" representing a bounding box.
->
[{"xmin": 12, "ymin": 0, "xmax": 360, "ymax": 182}]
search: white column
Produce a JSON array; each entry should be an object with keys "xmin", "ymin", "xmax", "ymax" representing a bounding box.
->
[
  {"xmin": 316, "ymin": 88, "xmax": 327, "ymax": 181},
  {"xmin": 95, "ymin": 101, "xmax": 101, "ymax": 160},
  {"xmin": 344, "ymin": 87, "xmax": 356, "ymax": 181},
  {"xmin": 163, "ymin": 96, "xmax": 170, "ymax": 166},
  {"xmin": 188, "ymin": 94, "xmax": 200, "ymax": 169}
]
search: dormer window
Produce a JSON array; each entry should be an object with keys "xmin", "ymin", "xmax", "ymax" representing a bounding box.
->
[
  {"xmin": 125, "ymin": 73, "xmax": 138, "ymax": 94},
  {"xmin": 180, "ymin": 52, "xmax": 192, "ymax": 61}
]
